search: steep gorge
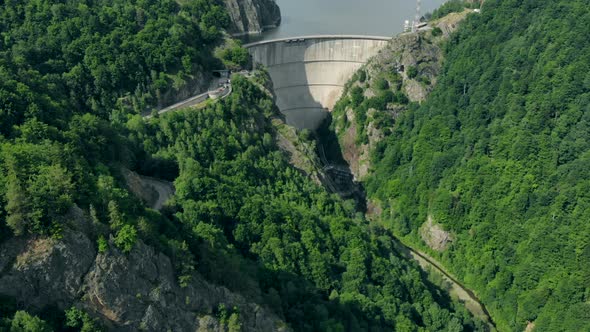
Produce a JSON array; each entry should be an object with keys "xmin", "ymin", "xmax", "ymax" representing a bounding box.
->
[
  {"xmin": 328, "ymin": 10, "xmax": 470, "ymax": 181},
  {"xmin": 3, "ymin": 0, "xmax": 588, "ymax": 331},
  {"xmin": 313, "ymin": 8, "xmax": 498, "ymax": 327},
  {"xmin": 328, "ymin": 1, "xmax": 590, "ymax": 331}
]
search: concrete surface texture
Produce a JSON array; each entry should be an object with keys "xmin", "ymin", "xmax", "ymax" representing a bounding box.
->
[{"xmin": 246, "ymin": 36, "xmax": 391, "ymax": 129}]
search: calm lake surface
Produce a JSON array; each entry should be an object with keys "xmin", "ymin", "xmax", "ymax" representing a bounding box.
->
[{"xmin": 256, "ymin": 0, "xmax": 447, "ymax": 41}]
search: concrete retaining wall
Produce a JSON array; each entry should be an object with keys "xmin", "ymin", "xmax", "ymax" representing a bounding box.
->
[{"xmin": 246, "ymin": 36, "xmax": 390, "ymax": 129}]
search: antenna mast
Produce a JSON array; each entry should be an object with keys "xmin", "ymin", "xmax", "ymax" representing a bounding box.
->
[{"xmin": 413, "ymin": 0, "xmax": 422, "ymax": 32}]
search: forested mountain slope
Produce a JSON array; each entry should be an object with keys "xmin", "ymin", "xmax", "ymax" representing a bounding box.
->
[
  {"xmin": 360, "ymin": 1, "xmax": 590, "ymax": 331},
  {"xmin": 0, "ymin": 1, "xmax": 487, "ymax": 330},
  {"xmin": 124, "ymin": 74, "xmax": 486, "ymax": 331},
  {"xmin": 0, "ymin": 72, "xmax": 484, "ymax": 330},
  {"xmin": 0, "ymin": 0, "xmax": 233, "ymax": 123},
  {"xmin": 328, "ymin": 7, "xmax": 469, "ymax": 181}
]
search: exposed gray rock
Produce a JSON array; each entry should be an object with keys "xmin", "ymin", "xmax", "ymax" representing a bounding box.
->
[
  {"xmin": 370, "ymin": 33, "xmax": 442, "ymax": 103},
  {"xmin": 223, "ymin": 0, "xmax": 281, "ymax": 36},
  {"xmin": 420, "ymin": 215, "xmax": 454, "ymax": 252},
  {"xmin": 158, "ymin": 71, "xmax": 208, "ymax": 109},
  {"xmin": 0, "ymin": 206, "xmax": 289, "ymax": 331},
  {"xmin": 334, "ymin": 13, "xmax": 469, "ymax": 181},
  {"xmin": 0, "ymin": 229, "xmax": 95, "ymax": 310},
  {"xmin": 83, "ymin": 239, "xmax": 288, "ymax": 331},
  {"xmin": 197, "ymin": 315, "xmax": 223, "ymax": 331}
]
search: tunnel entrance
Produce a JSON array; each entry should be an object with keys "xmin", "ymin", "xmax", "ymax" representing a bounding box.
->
[{"xmin": 212, "ymin": 70, "xmax": 230, "ymax": 79}]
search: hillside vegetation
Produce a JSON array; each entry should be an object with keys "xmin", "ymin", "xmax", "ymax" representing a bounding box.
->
[
  {"xmin": 364, "ymin": 1, "xmax": 590, "ymax": 331},
  {"xmin": 328, "ymin": 13, "xmax": 459, "ymax": 180},
  {"xmin": 0, "ymin": 71, "xmax": 485, "ymax": 330},
  {"xmin": 128, "ymin": 74, "xmax": 486, "ymax": 331},
  {"xmin": 0, "ymin": 1, "xmax": 488, "ymax": 330},
  {"xmin": 0, "ymin": 0, "xmax": 229, "ymax": 259}
]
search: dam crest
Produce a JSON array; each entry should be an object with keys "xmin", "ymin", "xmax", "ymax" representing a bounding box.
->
[{"xmin": 245, "ymin": 35, "xmax": 391, "ymax": 129}]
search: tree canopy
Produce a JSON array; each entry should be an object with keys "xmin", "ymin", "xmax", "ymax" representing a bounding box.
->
[
  {"xmin": 366, "ymin": 1, "xmax": 590, "ymax": 331},
  {"xmin": 128, "ymin": 75, "xmax": 484, "ymax": 331}
]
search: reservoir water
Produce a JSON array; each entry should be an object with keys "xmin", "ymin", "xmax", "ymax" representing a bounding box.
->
[{"xmin": 257, "ymin": 0, "xmax": 447, "ymax": 40}]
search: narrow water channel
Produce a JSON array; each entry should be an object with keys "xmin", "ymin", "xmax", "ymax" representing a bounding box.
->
[
  {"xmin": 258, "ymin": 0, "xmax": 497, "ymax": 328},
  {"xmin": 390, "ymin": 237, "xmax": 497, "ymax": 330},
  {"xmin": 314, "ymin": 119, "xmax": 496, "ymax": 330}
]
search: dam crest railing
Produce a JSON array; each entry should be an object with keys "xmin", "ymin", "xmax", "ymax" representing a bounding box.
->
[{"xmin": 244, "ymin": 35, "xmax": 392, "ymax": 48}]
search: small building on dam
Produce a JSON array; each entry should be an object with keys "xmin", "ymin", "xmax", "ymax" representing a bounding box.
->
[{"xmin": 245, "ymin": 36, "xmax": 391, "ymax": 130}]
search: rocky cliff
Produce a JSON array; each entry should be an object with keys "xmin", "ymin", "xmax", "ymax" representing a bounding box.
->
[
  {"xmin": 223, "ymin": 0, "xmax": 281, "ymax": 36},
  {"xmin": 332, "ymin": 11, "xmax": 472, "ymax": 180},
  {"xmin": 0, "ymin": 206, "xmax": 288, "ymax": 331}
]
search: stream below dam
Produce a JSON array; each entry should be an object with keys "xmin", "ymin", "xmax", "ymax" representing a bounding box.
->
[
  {"xmin": 244, "ymin": 0, "xmax": 497, "ymax": 327},
  {"xmin": 390, "ymin": 236, "xmax": 497, "ymax": 330},
  {"xmin": 316, "ymin": 133, "xmax": 497, "ymax": 329}
]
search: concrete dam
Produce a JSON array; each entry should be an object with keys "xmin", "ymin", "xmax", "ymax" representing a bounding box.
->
[{"xmin": 245, "ymin": 35, "xmax": 391, "ymax": 129}]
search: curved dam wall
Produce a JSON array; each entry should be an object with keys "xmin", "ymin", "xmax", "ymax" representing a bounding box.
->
[{"xmin": 245, "ymin": 36, "xmax": 391, "ymax": 129}]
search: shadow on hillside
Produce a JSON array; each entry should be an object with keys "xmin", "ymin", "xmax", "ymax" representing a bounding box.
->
[{"xmin": 314, "ymin": 114, "xmax": 367, "ymax": 213}]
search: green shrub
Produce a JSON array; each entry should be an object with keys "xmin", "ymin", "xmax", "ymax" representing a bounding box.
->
[
  {"xmin": 9, "ymin": 311, "xmax": 52, "ymax": 332},
  {"xmin": 386, "ymin": 72, "xmax": 404, "ymax": 90},
  {"xmin": 65, "ymin": 307, "xmax": 103, "ymax": 332},
  {"xmin": 432, "ymin": 27, "xmax": 443, "ymax": 37},
  {"xmin": 373, "ymin": 77, "xmax": 390, "ymax": 90},
  {"xmin": 350, "ymin": 86, "xmax": 365, "ymax": 107},
  {"xmin": 366, "ymin": 91, "xmax": 395, "ymax": 110},
  {"xmin": 407, "ymin": 66, "xmax": 419, "ymax": 79},
  {"xmin": 358, "ymin": 70, "xmax": 367, "ymax": 83},
  {"xmin": 97, "ymin": 236, "xmax": 108, "ymax": 254},
  {"xmin": 395, "ymin": 92, "xmax": 409, "ymax": 104},
  {"xmin": 114, "ymin": 225, "xmax": 137, "ymax": 253}
]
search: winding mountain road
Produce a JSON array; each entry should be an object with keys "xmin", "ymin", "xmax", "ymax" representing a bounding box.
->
[
  {"xmin": 143, "ymin": 84, "xmax": 232, "ymax": 119},
  {"xmin": 137, "ymin": 175, "xmax": 175, "ymax": 210}
]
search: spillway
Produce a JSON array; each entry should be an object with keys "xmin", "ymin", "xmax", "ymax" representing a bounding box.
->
[{"xmin": 245, "ymin": 35, "xmax": 391, "ymax": 130}]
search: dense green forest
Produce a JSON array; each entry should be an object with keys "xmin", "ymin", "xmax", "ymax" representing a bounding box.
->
[
  {"xmin": 0, "ymin": 0, "xmax": 229, "ymax": 133},
  {"xmin": 0, "ymin": 69, "xmax": 483, "ymax": 330},
  {"xmin": 0, "ymin": 0, "xmax": 229, "ymax": 244},
  {"xmin": 0, "ymin": 0, "xmax": 228, "ymax": 329},
  {"xmin": 4, "ymin": 0, "xmax": 588, "ymax": 330},
  {"xmin": 366, "ymin": 0, "xmax": 590, "ymax": 331},
  {"xmin": 128, "ymin": 74, "xmax": 484, "ymax": 331},
  {"xmin": 0, "ymin": 0, "xmax": 487, "ymax": 330}
]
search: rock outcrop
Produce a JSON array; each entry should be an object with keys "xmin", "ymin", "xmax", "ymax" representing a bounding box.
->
[
  {"xmin": 0, "ymin": 206, "xmax": 288, "ymax": 331},
  {"xmin": 333, "ymin": 11, "xmax": 472, "ymax": 181},
  {"xmin": 335, "ymin": 32, "xmax": 445, "ymax": 180},
  {"xmin": 420, "ymin": 215, "xmax": 454, "ymax": 252},
  {"xmin": 223, "ymin": 0, "xmax": 281, "ymax": 36},
  {"xmin": 159, "ymin": 72, "xmax": 208, "ymax": 109},
  {"xmin": 121, "ymin": 168, "xmax": 175, "ymax": 210}
]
